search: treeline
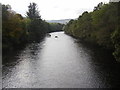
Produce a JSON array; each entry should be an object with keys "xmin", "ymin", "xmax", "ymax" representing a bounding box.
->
[
  {"xmin": 49, "ymin": 23, "xmax": 64, "ymax": 32},
  {"xmin": 2, "ymin": 3, "xmax": 64, "ymax": 52},
  {"xmin": 64, "ymin": 2, "xmax": 120, "ymax": 62}
]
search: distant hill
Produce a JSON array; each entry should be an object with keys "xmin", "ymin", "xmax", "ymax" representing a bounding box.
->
[{"xmin": 46, "ymin": 19, "xmax": 71, "ymax": 24}]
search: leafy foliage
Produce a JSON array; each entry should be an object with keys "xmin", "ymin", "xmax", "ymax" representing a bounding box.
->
[
  {"xmin": 26, "ymin": 3, "xmax": 47, "ymax": 42},
  {"xmin": 26, "ymin": 3, "xmax": 40, "ymax": 20},
  {"xmin": 64, "ymin": 2, "xmax": 120, "ymax": 62},
  {"xmin": 49, "ymin": 23, "xmax": 64, "ymax": 32},
  {"xmin": 112, "ymin": 28, "xmax": 120, "ymax": 62},
  {"xmin": 2, "ymin": 3, "xmax": 64, "ymax": 53},
  {"xmin": 2, "ymin": 5, "xmax": 28, "ymax": 51}
]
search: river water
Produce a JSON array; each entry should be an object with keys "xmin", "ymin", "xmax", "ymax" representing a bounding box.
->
[{"xmin": 2, "ymin": 32, "xmax": 120, "ymax": 88}]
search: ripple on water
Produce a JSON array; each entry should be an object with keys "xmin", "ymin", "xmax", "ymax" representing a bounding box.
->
[{"xmin": 2, "ymin": 32, "xmax": 120, "ymax": 88}]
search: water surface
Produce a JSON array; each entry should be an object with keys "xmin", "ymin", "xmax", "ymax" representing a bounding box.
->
[{"xmin": 3, "ymin": 32, "xmax": 120, "ymax": 88}]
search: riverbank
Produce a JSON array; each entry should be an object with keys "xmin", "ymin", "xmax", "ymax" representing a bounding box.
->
[{"xmin": 64, "ymin": 2, "xmax": 120, "ymax": 62}]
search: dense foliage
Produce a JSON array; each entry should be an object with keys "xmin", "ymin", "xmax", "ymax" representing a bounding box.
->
[
  {"xmin": 2, "ymin": 4, "xmax": 28, "ymax": 51},
  {"xmin": 2, "ymin": 3, "xmax": 64, "ymax": 52},
  {"xmin": 112, "ymin": 27, "xmax": 120, "ymax": 62},
  {"xmin": 64, "ymin": 2, "xmax": 120, "ymax": 62},
  {"xmin": 49, "ymin": 23, "xmax": 64, "ymax": 32},
  {"xmin": 26, "ymin": 3, "xmax": 49, "ymax": 42}
]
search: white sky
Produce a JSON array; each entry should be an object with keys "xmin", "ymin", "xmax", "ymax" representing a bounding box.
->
[{"xmin": 1, "ymin": 0, "xmax": 109, "ymax": 20}]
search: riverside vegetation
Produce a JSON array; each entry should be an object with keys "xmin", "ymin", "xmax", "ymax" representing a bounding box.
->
[
  {"xmin": 2, "ymin": 2, "xmax": 64, "ymax": 53},
  {"xmin": 2, "ymin": 2, "xmax": 120, "ymax": 62},
  {"xmin": 64, "ymin": 2, "xmax": 120, "ymax": 62}
]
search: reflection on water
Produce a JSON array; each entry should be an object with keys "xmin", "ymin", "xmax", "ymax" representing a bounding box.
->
[{"xmin": 2, "ymin": 32, "xmax": 120, "ymax": 88}]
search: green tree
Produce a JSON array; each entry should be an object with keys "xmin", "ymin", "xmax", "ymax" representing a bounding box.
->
[
  {"xmin": 64, "ymin": 2, "xmax": 120, "ymax": 62},
  {"xmin": 112, "ymin": 28, "xmax": 120, "ymax": 62},
  {"xmin": 2, "ymin": 4, "xmax": 27, "ymax": 51},
  {"xmin": 26, "ymin": 2, "xmax": 47, "ymax": 42},
  {"xmin": 26, "ymin": 3, "xmax": 40, "ymax": 20},
  {"xmin": 49, "ymin": 23, "xmax": 64, "ymax": 32}
]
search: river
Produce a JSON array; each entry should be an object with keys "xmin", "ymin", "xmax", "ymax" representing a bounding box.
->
[{"xmin": 2, "ymin": 32, "xmax": 120, "ymax": 88}]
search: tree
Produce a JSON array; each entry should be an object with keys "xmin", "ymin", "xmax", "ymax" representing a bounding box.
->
[
  {"xmin": 26, "ymin": 2, "xmax": 47, "ymax": 42},
  {"xmin": 49, "ymin": 23, "xmax": 64, "ymax": 32},
  {"xmin": 94, "ymin": 2, "xmax": 104, "ymax": 11},
  {"xmin": 26, "ymin": 3, "xmax": 41, "ymax": 20},
  {"xmin": 112, "ymin": 27, "xmax": 120, "ymax": 62},
  {"xmin": 2, "ymin": 4, "xmax": 28, "ymax": 51},
  {"xmin": 64, "ymin": 2, "xmax": 120, "ymax": 62}
]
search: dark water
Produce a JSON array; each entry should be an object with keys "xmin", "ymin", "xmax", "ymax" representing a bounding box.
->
[{"xmin": 2, "ymin": 32, "xmax": 120, "ymax": 88}]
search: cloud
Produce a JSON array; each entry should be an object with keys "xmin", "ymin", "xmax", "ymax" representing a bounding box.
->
[
  {"xmin": 1, "ymin": 0, "xmax": 109, "ymax": 20},
  {"xmin": 76, "ymin": 8, "xmax": 93, "ymax": 15}
]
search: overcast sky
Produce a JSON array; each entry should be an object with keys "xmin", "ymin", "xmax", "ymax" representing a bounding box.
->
[{"xmin": 1, "ymin": 0, "xmax": 109, "ymax": 20}]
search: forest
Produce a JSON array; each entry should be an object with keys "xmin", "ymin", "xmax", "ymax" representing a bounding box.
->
[
  {"xmin": 64, "ymin": 2, "xmax": 120, "ymax": 62},
  {"xmin": 2, "ymin": 3, "xmax": 64, "ymax": 53},
  {"xmin": 2, "ymin": 2, "xmax": 120, "ymax": 62}
]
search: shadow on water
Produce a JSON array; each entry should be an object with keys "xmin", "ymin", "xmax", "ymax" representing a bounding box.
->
[
  {"xmin": 2, "ymin": 38, "xmax": 46, "ymax": 79},
  {"xmin": 75, "ymin": 40, "xmax": 120, "ymax": 88},
  {"xmin": 2, "ymin": 32, "xmax": 120, "ymax": 88},
  {"xmin": 3, "ymin": 37, "xmax": 46, "ymax": 65}
]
